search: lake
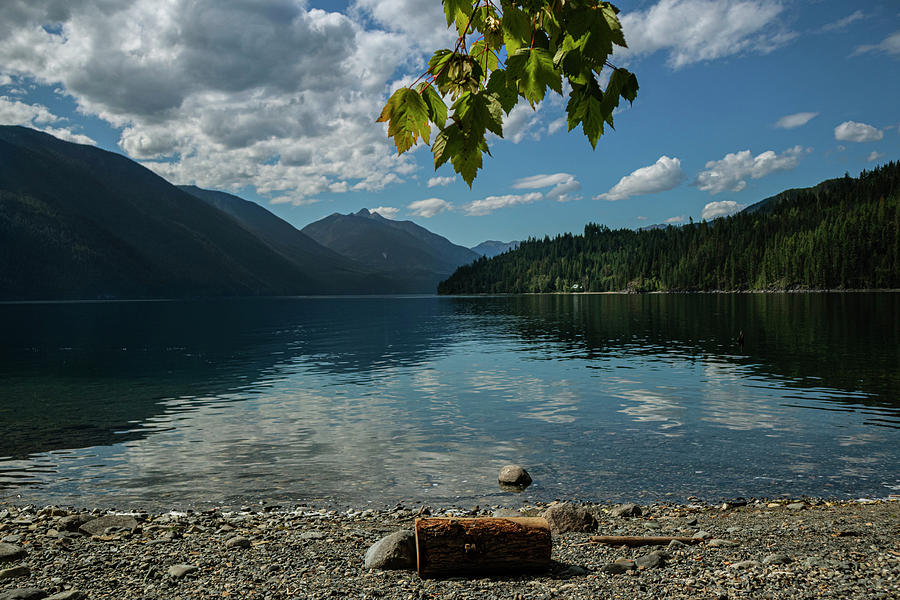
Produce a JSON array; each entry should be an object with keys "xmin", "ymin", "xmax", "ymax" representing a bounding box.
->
[{"xmin": 1, "ymin": 293, "xmax": 898, "ymax": 510}]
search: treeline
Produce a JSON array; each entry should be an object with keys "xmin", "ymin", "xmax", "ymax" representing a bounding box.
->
[{"xmin": 439, "ymin": 162, "xmax": 900, "ymax": 294}]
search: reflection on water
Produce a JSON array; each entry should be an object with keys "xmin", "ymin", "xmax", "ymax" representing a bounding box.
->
[{"xmin": 1, "ymin": 293, "xmax": 898, "ymax": 509}]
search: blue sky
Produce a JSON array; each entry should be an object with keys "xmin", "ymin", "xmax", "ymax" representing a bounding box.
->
[{"xmin": 1, "ymin": 0, "xmax": 898, "ymax": 248}]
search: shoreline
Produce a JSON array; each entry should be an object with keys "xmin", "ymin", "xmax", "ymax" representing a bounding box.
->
[{"xmin": 2, "ymin": 497, "xmax": 897, "ymax": 599}]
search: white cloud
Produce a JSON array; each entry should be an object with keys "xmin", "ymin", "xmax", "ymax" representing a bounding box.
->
[
  {"xmin": 370, "ymin": 206, "xmax": 399, "ymax": 219},
  {"xmin": 0, "ymin": 96, "xmax": 60, "ymax": 125},
  {"xmin": 0, "ymin": 74, "xmax": 13, "ymax": 86},
  {"xmin": 852, "ymin": 30, "xmax": 900, "ymax": 57},
  {"xmin": 512, "ymin": 172, "xmax": 582, "ymax": 202},
  {"xmin": 696, "ymin": 146, "xmax": 804, "ymax": 194},
  {"xmin": 867, "ymin": 151, "xmax": 885, "ymax": 163},
  {"xmin": 407, "ymin": 197, "xmax": 451, "ymax": 218},
  {"xmin": 427, "ymin": 176, "xmax": 455, "ymax": 187},
  {"xmin": 619, "ymin": 0, "xmax": 791, "ymax": 68},
  {"xmin": 775, "ymin": 112, "xmax": 818, "ymax": 129},
  {"xmin": 464, "ymin": 192, "xmax": 543, "ymax": 216},
  {"xmin": 665, "ymin": 215, "xmax": 686, "ymax": 224},
  {"xmin": 834, "ymin": 121, "xmax": 884, "ymax": 142},
  {"xmin": 0, "ymin": 96, "xmax": 95, "ymax": 145},
  {"xmin": 269, "ymin": 195, "xmax": 320, "ymax": 207},
  {"xmin": 547, "ymin": 118, "xmax": 566, "ymax": 135},
  {"xmin": 702, "ymin": 200, "xmax": 745, "ymax": 220},
  {"xmin": 595, "ymin": 156, "xmax": 683, "ymax": 201},
  {"xmin": 820, "ymin": 10, "xmax": 864, "ymax": 32},
  {"xmin": 501, "ymin": 103, "xmax": 544, "ymax": 144},
  {"xmin": 0, "ymin": 1, "xmax": 421, "ymax": 204},
  {"xmin": 636, "ymin": 215, "xmax": 648, "ymax": 221}
]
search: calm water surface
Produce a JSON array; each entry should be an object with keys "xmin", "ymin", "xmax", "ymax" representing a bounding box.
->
[{"xmin": 1, "ymin": 294, "xmax": 898, "ymax": 510}]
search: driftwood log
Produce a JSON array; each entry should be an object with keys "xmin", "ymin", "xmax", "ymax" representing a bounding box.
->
[
  {"xmin": 588, "ymin": 535, "xmax": 703, "ymax": 547},
  {"xmin": 415, "ymin": 517, "xmax": 551, "ymax": 577}
]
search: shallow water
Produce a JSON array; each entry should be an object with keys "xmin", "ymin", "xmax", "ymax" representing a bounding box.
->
[{"xmin": 1, "ymin": 293, "xmax": 898, "ymax": 509}]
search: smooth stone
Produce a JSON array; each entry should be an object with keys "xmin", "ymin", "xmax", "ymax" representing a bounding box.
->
[
  {"xmin": 599, "ymin": 563, "xmax": 628, "ymax": 575},
  {"xmin": 762, "ymin": 553, "xmax": 793, "ymax": 565},
  {"xmin": 299, "ymin": 531, "xmax": 326, "ymax": 540},
  {"xmin": 610, "ymin": 503, "xmax": 642, "ymax": 518},
  {"xmin": 803, "ymin": 556, "xmax": 831, "ymax": 569},
  {"xmin": 0, "ymin": 590, "xmax": 47, "ymax": 600},
  {"xmin": 787, "ymin": 502, "xmax": 806, "ymax": 510},
  {"xmin": 692, "ymin": 530, "xmax": 712, "ymax": 539},
  {"xmin": 0, "ymin": 565, "xmax": 31, "ymax": 579},
  {"xmin": 642, "ymin": 521, "xmax": 662, "ymax": 531},
  {"xmin": 634, "ymin": 551, "xmax": 669, "ymax": 569},
  {"xmin": 225, "ymin": 535, "xmax": 251, "ymax": 549},
  {"xmin": 497, "ymin": 465, "xmax": 532, "ymax": 488},
  {"xmin": 542, "ymin": 503, "xmax": 597, "ymax": 534},
  {"xmin": 731, "ymin": 560, "xmax": 761, "ymax": 570},
  {"xmin": 707, "ymin": 539, "xmax": 740, "ymax": 547},
  {"xmin": 559, "ymin": 564, "xmax": 588, "ymax": 577},
  {"xmin": 363, "ymin": 530, "xmax": 416, "ymax": 570},
  {"xmin": 45, "ymin": 592, "xmax": 85, "ymax": 600},
  {"xmin": 667, "ymin": 540, "xmax": 686, "ymax": 549},
  {"xmin": 167, "ymin": 564, "xmax": 198, "ymax": 579},
  {"xmin": 56, "ymin": 516, "xmax": 90, "ymax": 533},
  {"xmin": 78, "ymin": 515, "xmax": 138, "ymax": 536},
  {"xmin": 0, "ymin": 543, "xmax": 26, "ymax": 563}
]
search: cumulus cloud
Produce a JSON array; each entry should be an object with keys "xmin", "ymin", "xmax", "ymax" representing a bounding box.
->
[
  {"xmin": 595, "ymin": 156, "xmax": 683, "ymax": 201},
  {"xmin": 702, "ymin": 200, "xmax": 745, "ymax": 220},
  {"xmin": 0, "ymin": 0, "xmax": 420, "ymax": 204},
  {"xmin": 502, "ymin": 103, "xmax": 545, "ymax": 144},
  {"xmin": 775, "ymin": 112, "xmax": 818, "ymax": 129},
  {"xmin": 834, "ymin": 121, "xmax": 884, "ymax": 142},
  {"xmin": 407, "ymin": 198, "xmax": 451, "ymax": 218},
  {"xmin": 464, "ymin": 192, "xmax": 543, "ymax": 216},
  {"xmin": 852, "ymin": 30, "xmax": 900, "ymax": 57},
  {"xmin": 867, "ymin": 151, "xmax": 885, "ymax": 162},
  {"xmin": 370, "ymin": 206, "xmax": 399, "ymax": 219},
  {"xmin": 0, "ymin": 95, "xmax": 96, "ymax": 144},
  {"xmin": 696, "ymin": 146, "xmax": 804, "ymax": 194},
  {"xmin": 619, "ymin": 0, "xmax": 791, "ymax": 68},
  {"xmin": 665, "ymin": 215, "xmax": 686, "ymax": 224},
  {"xmin": 427, "ymin": 176, "xmax": 455, "ymax": 188},
  {"xmin": 547, "ymin": 118, "xmax": 566, "ymax": 135},
  {"xmin": 512, "ymin": 172, "xmax": 581, "ymax": 202}
]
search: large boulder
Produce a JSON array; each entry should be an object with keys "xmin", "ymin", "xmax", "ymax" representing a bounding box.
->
[
  {"xmin": 542, "ymin": 503, "xmax": 597, "ymax": 534},
  {"xmin": 363, "ymin": 530, "xmax": 416, "ymax": 570}
]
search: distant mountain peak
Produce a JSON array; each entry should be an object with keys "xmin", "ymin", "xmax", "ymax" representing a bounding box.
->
[{"xmin": 356, "ymin": 208, "xmax": 371, "ymax": 216}]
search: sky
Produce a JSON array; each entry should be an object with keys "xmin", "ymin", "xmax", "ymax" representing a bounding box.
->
[{"xmin": 1, "ymin": 0, "xmax": 898, "ymax": 248}]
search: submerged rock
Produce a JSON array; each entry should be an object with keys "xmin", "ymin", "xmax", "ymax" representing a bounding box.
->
[{"xmin": 498, "ymin": 465, "xmax": 532, "ymax": 489}]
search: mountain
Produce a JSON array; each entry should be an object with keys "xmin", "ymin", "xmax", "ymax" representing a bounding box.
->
[
  {"xmin": 439, "ymin": 161, "xmax": 900, "ymax": 294},
  {"xmin": 470, "ymin": 240, "xmax": 520, "ymax": 258},
  {"xmin": 302, "ymin": 208, "xmax": 479, "ymax": 292},
  {"xmin": 177, "ymin": 186, "xmax": 404, "ymax": 293},
  {"xmin": 0, "ymin": 126, "xmax": 380, "ymax": 299}
]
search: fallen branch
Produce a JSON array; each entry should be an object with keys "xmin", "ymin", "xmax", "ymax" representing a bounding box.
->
[{"xmin": 588, "ymin": 535, "xmax": 704, "ymax": 547}]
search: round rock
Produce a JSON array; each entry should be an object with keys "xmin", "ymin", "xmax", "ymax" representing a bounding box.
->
[
  {"xmin": 498, "ymin": 465, "xmax": 532, "ymax": 488},
  {"xmin": 363, "ymin": 530, "xmax": 416, "ymax": 570}
]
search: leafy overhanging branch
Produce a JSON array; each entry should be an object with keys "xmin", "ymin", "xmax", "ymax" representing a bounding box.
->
[{"xmin": 377, "ymin": 0, "xmax": 638, "ymax": 187}]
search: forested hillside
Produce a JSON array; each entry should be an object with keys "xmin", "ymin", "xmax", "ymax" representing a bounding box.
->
[{"xmin": 439, "ymin": 162, "xmax": 900, "ymax": 294}]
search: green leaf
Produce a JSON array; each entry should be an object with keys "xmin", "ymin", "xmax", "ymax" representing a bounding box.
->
[
  {"xmin": 377, "ymin": 87, "xmax": 431, "ymax": 154},
  {"xmin": 565, "ymin": 83, "xmax": 606, "ymax": 149},
  {"xmin": 507, "ymin": 47, "xmax": 562, "ymax": 106},
  {"xmin": 470, "ymin": 39, "xmax": 499, "ymax": 77},
  {"xmin": 451, "ymin": 91, "xmax": 503, "ymax": 138},
  {"xmin": 431, "ymin": 123, "xmax": 487, "ymax": 187},
  {"xmin": 486, "ymin": 69, "xmax": 517, "ymax": 114},
  {"xmin": 418, "ymin": 84, "xmax": 448, "ymax": 129},
  {"xmin": 501, "ymin": 3, "xmax": 531, "ymax": 55},
  {"xmin": 443, "ymin": 0, "xmax": 471, "ymax": 28}
]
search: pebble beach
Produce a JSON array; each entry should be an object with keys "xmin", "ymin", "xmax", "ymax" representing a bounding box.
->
[{"xmin": 1, "ymin": 497, "xmax": 898, "ymax": 600}]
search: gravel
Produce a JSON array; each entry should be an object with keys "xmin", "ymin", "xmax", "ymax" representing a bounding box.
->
[{"xmin": 0, "ymin": 498, "xmax": 897, "ymax": 599}]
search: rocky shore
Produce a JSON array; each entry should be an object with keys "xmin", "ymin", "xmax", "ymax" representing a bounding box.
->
[{"xmin": 1, "ymin": 498, "xmax": 897, "ymax": 599}]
